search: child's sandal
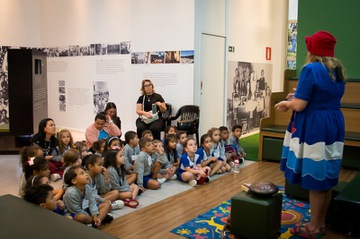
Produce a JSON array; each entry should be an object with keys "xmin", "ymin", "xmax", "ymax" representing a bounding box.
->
[
  {"xmin": 290, "ymin": 224, "xmax": 321, "ymax": 239},
  {"xmin": 122, "ymin": 199, "xmax": 139, "ymax": 208}
]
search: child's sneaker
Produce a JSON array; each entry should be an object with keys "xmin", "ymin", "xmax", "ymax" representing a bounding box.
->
[
  {"xmin": 205, "ymin": 176, "xmax": 211, "ymax": 183},
  {"xmin": 170, "ymin": 174, "xmax": 177, "ymax": 180},
  {"xmin": 239, "ymin": 157, "xmax": 245, "ymax": 164},
  {"xmin": 188, "ymin": 179, "xmax": 197, "ymax": 187},
  {"xmin": 157, "ymin": 178, "xmax": 166, "ymax": 184},
  {"xmin": 111, "ymin": 200, "xmax": 124, "ymax": 210},
  {"xmin": 50, "ymin": 173, "xmax": 61, "ymax": 182}
]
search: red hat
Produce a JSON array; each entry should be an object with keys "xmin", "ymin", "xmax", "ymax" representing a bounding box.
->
[{"xmin": 305, "ymin": 31, "xmax": 336, "ymax": 57}]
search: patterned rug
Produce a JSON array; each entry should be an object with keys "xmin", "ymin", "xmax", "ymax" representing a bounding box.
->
[{"xmin": 171, "ymin": 186, "xmax": 311, "ymax": 239}]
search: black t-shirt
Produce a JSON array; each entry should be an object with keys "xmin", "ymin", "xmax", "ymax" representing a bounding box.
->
[{"xmin": 137, "ymin": 93, "xmax": 165, "ymax": 113}]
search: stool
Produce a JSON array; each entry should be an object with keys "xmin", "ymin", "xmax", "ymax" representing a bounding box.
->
[
  {"xmin": 230, "ymin": 191, "xmax": 282, "ymax": 239},
  {"xmin": 285, "ymin": 179, "xmax": 309, "ymax": 201}
]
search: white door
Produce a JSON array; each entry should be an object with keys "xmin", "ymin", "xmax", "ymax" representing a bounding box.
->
[{"xmin": 199, "ymin": 33, "xmax": 226, "ymax": 135}]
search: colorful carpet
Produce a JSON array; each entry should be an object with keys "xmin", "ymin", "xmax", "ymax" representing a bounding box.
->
[{"xmin": 170, "ymin": 186, "xmax": 310, "ymax": 239}]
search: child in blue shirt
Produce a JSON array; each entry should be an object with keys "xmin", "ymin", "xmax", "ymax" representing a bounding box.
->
[
  {"xmin": 228, "ymin": 124, "xmax": 246, "ymax": 163},
  {"xmin": 176, "ymin": 138, "xmax": 209, "ymax": 186}
]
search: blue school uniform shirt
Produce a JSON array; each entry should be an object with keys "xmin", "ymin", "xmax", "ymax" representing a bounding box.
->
[{"xmin": 176, "ymin": 152, "xmax": 201, "ymax": 177}]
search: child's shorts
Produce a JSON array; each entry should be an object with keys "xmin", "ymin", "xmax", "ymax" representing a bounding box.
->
[{"xmin": 143, "ymin": 173, "xmax": 154, "ymax": 188}]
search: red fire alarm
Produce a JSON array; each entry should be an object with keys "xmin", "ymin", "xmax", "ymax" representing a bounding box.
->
[{"xmin": 265, "ymin": 47, "xmax": 271, "ymax": 60}]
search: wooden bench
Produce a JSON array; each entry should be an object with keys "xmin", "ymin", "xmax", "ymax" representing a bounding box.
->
[{"xmin": 259, "ymin": 70, "xmax": 360, "ymax": 169}]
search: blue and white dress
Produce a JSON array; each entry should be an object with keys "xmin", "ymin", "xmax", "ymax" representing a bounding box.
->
[{"xmin": 281, "ymin": 62, "xmax": 345, "ymax": 191}]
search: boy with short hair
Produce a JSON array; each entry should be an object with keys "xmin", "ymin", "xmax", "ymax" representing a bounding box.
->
[
  {"xmin": 134, "ymin": 138, "xmax": 161, "ymax": 191},
  {"xmin": 123, "ymin": 131, "xmax": 140, "ymax": 185},
  {"xmin": 141, "ymin": 130, "xmax": 154, "ymax": 141},
  {"xmin": 63, "ymin": 166, "xmax": 113, "ymax": 227},
  {"xmin": 151, "ymin": 140, "xmax": 170, "ymax": 183},
  {"xmin": 124, "ymin": 131, "xmax": 140, "ymax": 170},
  {"xmin": 24, "ymin": 184, "xmax": 57, "ymax": 211},
  {"xmin": 228, "ymin": 124, "xmax": 246, "ymax": 163},
  {"xmin": 176, "ymin": 130, "xmax": 188, "ymax": 157}
]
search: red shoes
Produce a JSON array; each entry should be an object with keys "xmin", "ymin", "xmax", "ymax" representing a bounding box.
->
[{"xmin": 122, "ymin": 199, "xmax": 139, "ymax": 208}]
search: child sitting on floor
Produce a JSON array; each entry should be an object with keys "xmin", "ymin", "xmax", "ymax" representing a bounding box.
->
[
  {"xmin": 176, "ymin": 130, "xmax": 188, "ymax": 157},
  {"xmin": 104, "ymin": 149, "xmax": 141, "ymax": 207},
  {"xmin": 24, "ymin": 184, "xmax": 57, "ymax": 211},
  {"xmin": 83, "ymin": 154, "xmax": 124, "ymax": 210},
  {"xmin": 208, "ymin": 127, "xmax": 231, "ymax": 172},
  {"xmin": 63, "ymin": 166, "xmax": 113, "ymax": 227},
  {"xmin": 197, "ymin": 133, "xmax": 224, "ymax": 176},
  {"xmin": 24, "ymin": 175, "xmax": 66, "ymax": 216},
  {"xmin": 141, "ymin": 130, "xmax": 154, "ymax": 141},
  {"xmin": 123, "ymin": 131, "xmax": 140, "ymax": 185},
  {"xmin": 92, "ymin": 139, "xmax": 106, "ymax": 157},
  {"xmin": 219, "ymin": 126, "xmax": 238, "ymax": 165},
  {"xmin": 228, "ymin": 124, "xmax": 246, "ymax": 163},
  {"xmin": 176, "ymin": 138, "xmax": 210, "ymax": 187},
  {"xmin": 134, "ymin": 137, "xmax": 161, "ymax": 192},
  {"xmin": 18, "ymin": 145, "xmax": 44, "ymax": 197}
]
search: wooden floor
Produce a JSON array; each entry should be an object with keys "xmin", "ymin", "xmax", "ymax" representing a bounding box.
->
[{"xmin": 101, "ymin": 161, "xmax": 358, "ymax": 239}]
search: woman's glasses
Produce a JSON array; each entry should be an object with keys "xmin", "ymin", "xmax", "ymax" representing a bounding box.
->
[{"xmin": 144, "ymin": 84, "xmax": 152, "ymax": 87}]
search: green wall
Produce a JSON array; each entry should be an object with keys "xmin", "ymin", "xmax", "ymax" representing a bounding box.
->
[{"xmin": 296, "ymin": 0, "xmax": 360, "ymax": 79}]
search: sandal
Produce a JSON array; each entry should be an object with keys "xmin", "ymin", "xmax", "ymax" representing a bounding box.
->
[
  {"xmin": 122, "ymin": 199, "xmax": 139, "ymax": 208},
  {"xmin": 290, "ymin": 224, "xmax": 321, "ymax": 239}
]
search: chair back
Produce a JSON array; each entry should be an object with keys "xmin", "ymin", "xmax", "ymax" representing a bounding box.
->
[
  {"xmin": 176, "ymin": 105, "xmax": 200, "ymax": 134},
  {"xmin": 162, "ymin": 103, "xmax": 172, "ymax": 119}
]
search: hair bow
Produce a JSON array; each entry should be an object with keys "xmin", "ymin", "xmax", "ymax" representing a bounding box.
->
[{"xmin": 28, "ymin": 157, "xmax": 35, "ymax": 166}]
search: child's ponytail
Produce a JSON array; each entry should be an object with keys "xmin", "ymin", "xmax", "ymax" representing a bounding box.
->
[{"xmin": 23, "ymin": 156, "xmax": 49, "ymax": 180}]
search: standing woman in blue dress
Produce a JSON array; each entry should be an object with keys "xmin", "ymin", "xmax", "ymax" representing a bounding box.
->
[{"xmin": 275, "ymin": 31, "xmax": 347, "ymax": 238}]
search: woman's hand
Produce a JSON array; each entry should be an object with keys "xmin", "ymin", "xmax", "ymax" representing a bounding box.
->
[
  {"xmin": 274, "ymin": 101, "xmax": 289, "ymax": 112},
  {"xmin": 144, "ymin": 111, "xmax": 153, "ymax": 118}
]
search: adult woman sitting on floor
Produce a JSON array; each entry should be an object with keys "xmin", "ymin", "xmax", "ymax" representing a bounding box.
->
[
  {"xmin": 135, "ymin": 79, "xmax": 167, "ymax": 140},
  {"xmin": 104, "ymin": 102, "xmax": 122, "ymax": 137}
]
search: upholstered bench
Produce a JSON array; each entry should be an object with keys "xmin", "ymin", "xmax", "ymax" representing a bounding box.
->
[{"xmin": 0, "ymin": 194, "xmax": 117, "ymax": 239}]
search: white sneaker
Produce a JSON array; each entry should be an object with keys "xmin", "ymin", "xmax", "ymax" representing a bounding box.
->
[
  {"xmin": 170, "ymin": 174, "xmax": 177, "ymax": 180},
  {"xmin": 157, "ymin": 178, "xmax": 166, "ymax": 184},
  {"xmin": 111, "ymin": 200, "xmax": 124, "ymax": 210},
  {"xmin": 188, "ymin": 179, "xmax": 197, "ymax": 187},
  {"xmin": 50, "ymin": 173, "xmax": 61, "ymax": 182}
]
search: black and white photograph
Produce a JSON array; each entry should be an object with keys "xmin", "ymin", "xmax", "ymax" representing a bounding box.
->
[
  {"xmin": 107, "ymin": 44, "xmax": 120, "ymax": 55},
  {"xmin": 79, "ymin": 46, "xmax": 91, "ymax": 56},
  {"xmin": 131, "ymin": 52, "xmax": 145, "ymax": 64},
  {"xmin": 0, "ymin": 47, "xmax": 9, "ymax": 132},
  {"xmin": 227, "ymin": 61, "xmax": 272, "ymax": 135},
  {"xmin": 68, "ymin": 45, "xmax": 80, "ymax": 56},
  {"xmin": 59, "ymin": 95, "xmax": 66, "ymax": 112},
  {"xmin": 120, "ymin": 41, "xmax": 131, "ymax": 54},
  {"xmin": 58, "ymin": 80, "xmax": 65, "ymax": 93},
  {"xmin": 93, "ymin": 81, "xmax": 109, "ymax": 114}
]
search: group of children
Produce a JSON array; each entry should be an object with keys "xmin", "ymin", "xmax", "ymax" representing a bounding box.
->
[{"xmin": 19, "ymin": 124, "xmax": 246, "ymax": 228}]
